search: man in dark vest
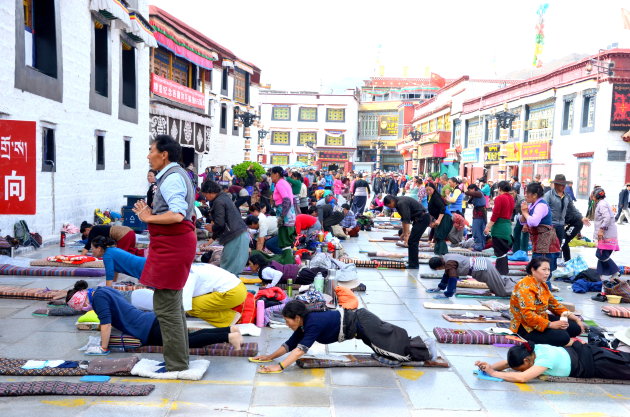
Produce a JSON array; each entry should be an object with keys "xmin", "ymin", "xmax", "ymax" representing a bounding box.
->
[{"xmin": 133, "ymin": 135, "xmax": 197, "ymax": 372}]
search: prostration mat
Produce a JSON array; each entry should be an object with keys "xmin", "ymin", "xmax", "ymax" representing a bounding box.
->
[
  {"xmin": 0, "ymin": 358, "xmax": 88, "ymax": 376},
  {"xmin": 108, "ymin": 336, "xmax": 258, "ymax": 357},
  {"xmin": 423, "ymin": 302, "xmax": 492, "ymax": 311},
  {"xmin": 0, "ymin": 381, "xmax": 155, "ymax": 397},
  {"xmin": 537, "ymin": 375, "xmax": 630, "ymax": 385},
  {"xmin": 442, "ymin": 313, "xmax": 509, "ymax": 323},
  {"xmin": 0, "ymin": 264, "xmax": 104, "ymax": 277},
  {"xmin": 0, "ymin": 285, "xmax": 67, "ymax": 301},
  {"xmin": 30, "ymin": 259, "xmax": 105, "ymax": 268},
  {"xmin": 296, "ymin": 354, "xmax": 449, "ymax": 368},
  {"xmin": 338, "ymin": 258, "xmax": 406, "ymax": 269},
  {"xmin": 433, "ymin": 327, "xmax": 521, "ymax": 345}
]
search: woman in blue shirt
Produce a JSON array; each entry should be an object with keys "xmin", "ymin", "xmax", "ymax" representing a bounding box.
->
[
  {"xmin": 66, "ymin": 280, "xmax": 242, "ymax": 357},
  {"xmin": 475, "ymin": 341, "xmax": 630, "ymax": 383},
  {"xmin": 91, "ymin": 236, "xmax": 146, "ymax": 287},
  {"xmin": 252, "ymin": 300, "xmax": 438, "ymax": 373}
]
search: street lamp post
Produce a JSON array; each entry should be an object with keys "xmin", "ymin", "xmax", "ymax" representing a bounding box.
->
[
  {"xmin": 305, "ymin": 140, "xmax": 316, "ymax": 167},
  {"xmin": 493, "ymin": 107, "xmax": 518, "ymax": 180},
  {"xmin": 257, "ymin": 129, "xmax": 269, "ymax": 164},
  {"xmin": 235, "ymin": 106, "xmax": 260, "ymax": 162},
  {"xmin": 409, "ymin": 129, "xmax": 423, "ymax": 176},
  {"xmin": 371, "ymin": 139, "xmax": 385, "ymax": 171}
]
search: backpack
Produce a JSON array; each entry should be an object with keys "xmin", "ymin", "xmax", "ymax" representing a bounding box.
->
[{"xmin": 13, "ymin": 220, "xmax": 40, "ymax": 248}]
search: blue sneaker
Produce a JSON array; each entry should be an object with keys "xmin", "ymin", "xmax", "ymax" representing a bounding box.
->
[{"xmin": 426, "ymin": 288, "xmax": 442, "ymax": 293}]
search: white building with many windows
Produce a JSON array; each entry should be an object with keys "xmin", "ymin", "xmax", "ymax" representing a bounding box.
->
[
  {"xmin": 0, "ymin": 0, "xmax": 154, "ymax": 239},
  {"xmin": 259, "ymin": 91, "xmax": 359, "ymax": 171}
]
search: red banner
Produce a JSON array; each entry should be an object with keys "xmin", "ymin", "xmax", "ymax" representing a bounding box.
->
[
  {"xmin": 521, "ymin": 141, "xmax": 551, "ymax": 161},
  {"xmin": 0, "ymin": 120, "xmax": 36, "ymax": 214},
  {"xmin": 151, "ymin": 73, "xmax": 205, "ymax": 110}
]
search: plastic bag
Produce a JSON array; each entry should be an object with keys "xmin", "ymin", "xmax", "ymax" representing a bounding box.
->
[{"xmin": 78, "ymin": 335, "xmax": 102, "ymax": 351}]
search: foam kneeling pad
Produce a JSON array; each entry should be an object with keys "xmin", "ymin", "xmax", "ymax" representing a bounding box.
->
[
  {"xmin": 0, "ymin": 381, "xmax": 154, "ymax": 397},
  {"xmin": 602, "ymin": 305, "xmax": 630, "ymax": 318},
  {"xmin": 296, "ymin": 354, "xmax": 449, "ymax": 368}
]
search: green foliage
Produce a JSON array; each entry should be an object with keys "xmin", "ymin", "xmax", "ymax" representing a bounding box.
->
[
  {"xmin": 430, "ymin": 171, "xmax": 440, "ymax": 179},
  {"xmin": 232, "ymin": 161, "xmax": 265, "ymax": 181}
]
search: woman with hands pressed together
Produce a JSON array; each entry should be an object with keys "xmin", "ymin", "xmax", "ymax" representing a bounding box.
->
[{"xmin": 425, "ymin": 182, "xmax": 452, "ymax": 255}]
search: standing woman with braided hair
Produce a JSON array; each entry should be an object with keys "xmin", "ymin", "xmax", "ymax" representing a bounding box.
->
[{"xmin": 591, "ymin": 187, "xmax": 620, "ymax": 302}]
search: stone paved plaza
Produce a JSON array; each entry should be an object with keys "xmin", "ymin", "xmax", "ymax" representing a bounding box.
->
[{"xmin": 1, "ymin": 223, "xmax": 630, "ymax": 417}]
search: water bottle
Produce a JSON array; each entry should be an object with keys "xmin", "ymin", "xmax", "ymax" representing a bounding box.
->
[
  {"xmin": 287, "ymin": 279, "xmax": 293, "ymax": 297},
  {"xmin": 314, "ymin": 272, "xmax": 324, "ymax": 293}
]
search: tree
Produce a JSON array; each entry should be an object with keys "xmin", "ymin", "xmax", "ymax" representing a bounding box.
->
[{"xmin": 232, "ymin": 161, "xmax": 266, "ymax": 181}]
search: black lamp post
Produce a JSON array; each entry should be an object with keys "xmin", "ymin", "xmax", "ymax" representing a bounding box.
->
[
  {"xmin": 371, "ymin": 139, "xmax": 385, "ymax": 170},
  {"xmin": 258, "ymin": 129, "xmax": 269, "ymax": 141},
  {"xmin": 235, "ymin": 106, "xmax": 260, "ymax": 139},
  {"xmin": 409, "ymin": 130, "xmax": 423, "ymax": 141},
  {"xmin": 493, "ymin": 110, "xmax": 518, "ymax": 129}
]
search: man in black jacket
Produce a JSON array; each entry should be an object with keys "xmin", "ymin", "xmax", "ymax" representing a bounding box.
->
[
  {"xmin": 616, "ymin": 183, "xmax": 630, "ymax": 224},
  {"xmin": 383, "ymin": 195, "xmax": 431, "ymax": 269},
  {"xmin": 308, "ymin": 204, "xmax": 344, "ymax": 232}
]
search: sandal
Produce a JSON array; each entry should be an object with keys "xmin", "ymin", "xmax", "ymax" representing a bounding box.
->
[
  {"xmin": 248, "ymin": 357, "xmax": 272, "ymax": 363},
  {"xmin": 257, "ymin": 365, "xmax": 283, "ymax": 374}
]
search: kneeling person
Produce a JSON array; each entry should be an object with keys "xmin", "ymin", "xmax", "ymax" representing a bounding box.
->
[{"xmin": 427, "ymin": 254, "xmax": 519, "ymax": 299}]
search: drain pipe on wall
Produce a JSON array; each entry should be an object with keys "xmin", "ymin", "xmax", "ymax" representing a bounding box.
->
[{"xmin": 45, "ymin": 160, "xmax": 56, "ymax": 235}]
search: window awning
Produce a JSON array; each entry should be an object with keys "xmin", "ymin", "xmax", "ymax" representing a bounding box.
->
[
  {"xmin": 127, "ymin": 11, "xmax": 157, "ymax": 48},
  {"xmin": 235, "ymin": 61, "xmax": 254, "ymax": 74},
  {"xmin": 90, "ymin": 0, "xmax": 131, "ymax": 28},
  {"xmin": 151, "ymin": 19, "xmax": 217, "ymax": 70}
]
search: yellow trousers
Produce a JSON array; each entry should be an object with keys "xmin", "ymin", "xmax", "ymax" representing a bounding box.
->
[{"xmin": 188, "ymin": 282, "xmax": 247, "ymax": 327}]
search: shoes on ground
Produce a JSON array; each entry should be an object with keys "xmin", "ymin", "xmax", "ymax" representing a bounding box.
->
[
  {"xmin": 351, "ymin": 283, "xmax": 367, "ymax": 292},
  {"xmin": 426, "ymin": 288, "xmax": 442, "ymax": 293},
  {"xmin": 433, "ymin": 294, "xmax": 451, "ymax": 299},
  {"xmin": 591, "ymin": 293, "xmax": 607, "ymax": 302}
]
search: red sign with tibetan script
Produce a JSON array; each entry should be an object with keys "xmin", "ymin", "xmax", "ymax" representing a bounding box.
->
[
  {"xmin": 521, "ymin": 141, "xmax": 551, "ymax": 161},
  {"xmin": 0, "ymin": 120, "xmax": 36, "ymax": 214},
  {"xmin": 151, "ymin": 73, "xmax": 205, "ymax": 110}
]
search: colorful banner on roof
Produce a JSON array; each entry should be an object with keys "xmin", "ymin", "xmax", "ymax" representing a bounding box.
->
[{"xmin": 128, "ymin": 12, "xmax": 157, "ymax": 47}]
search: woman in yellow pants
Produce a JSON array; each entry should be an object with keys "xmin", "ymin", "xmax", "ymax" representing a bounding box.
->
[{"xmin": 182, "ymin": 263, "xmax": 248, "ymax": 327}]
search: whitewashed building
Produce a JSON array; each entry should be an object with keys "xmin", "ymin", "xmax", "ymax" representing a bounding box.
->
[
  {"xmin": 0, "ymin": 0, "xmax": 155, "ymax": 239},
  {"xmin": 259, "ymin": 91, "xmax": 359, "ymax": 171},
  {"xmin": 148, "ymin": 6, "xmax": 262, "ymax": 172}
]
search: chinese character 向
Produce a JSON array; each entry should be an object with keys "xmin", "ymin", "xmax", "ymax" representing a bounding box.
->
[{"xmin": 4, "ymin": 170, "xmax": 25, "ymax": 202}]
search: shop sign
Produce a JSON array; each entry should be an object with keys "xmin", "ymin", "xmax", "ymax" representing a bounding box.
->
[
  {"xmin": 318, "ymin": 151, "xmax": 348, "ymax": 161},
  {"xmin": 150, "ymin": 113, "xmax": 210, "ymax": 154},
  {"xmin": 151, "ymin": 73, "xmax": 205, "ymax": 110},
  {"xmin": 610, "ymin": 84, "xmax": 630, "ymax": 131},
  {"xmin": 378, "ymin": 115, "xmax": 398, "ymax": 136},
  {"xmin": 419, "ymin": 132, "xmax": 439, "ymax": 144},
  {"xmin": 419, "ymin": 144, "xmax": 435, "ymax": 158},
  {"xmin": 461, "ymin": 148, "xmax": 479, "ymax": 163},
  {"xmin": 521, "ymin": 141, "xmax": 551, "ymax": 161},
  {"xmin": 504, "ymin": 142, "xmax": 522, "ymax": 162},
  {"xmin": 0, "ymin": 120, "xmax": 36, "ymax": 214},
  {"xmin": 483, "ymin": 144, "xmax": 500, "ymax": 164}
]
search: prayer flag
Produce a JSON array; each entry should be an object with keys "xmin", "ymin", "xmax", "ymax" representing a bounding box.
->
[{"xmin": 430, "ymin": 73, "xmax": 446, "ymax": 88}]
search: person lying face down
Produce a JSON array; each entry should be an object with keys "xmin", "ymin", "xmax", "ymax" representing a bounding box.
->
[
  {"xmin": 474, "ymin": 341, "xmax": 630, "ymax": 383},
  {"xmin": 65, "ymin": 280, "xmax": 242, "ymax": 356},
  {"xmin": 426, "ymin": 254, "xmax": 518, "ymax": 299},
  {"xmin": 90, "ymin": 236, "xmax": 146, "ymax": 287},
  {"xmin": 251, "ymin": 300, "xmax": 438, "ymax": 373}
]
